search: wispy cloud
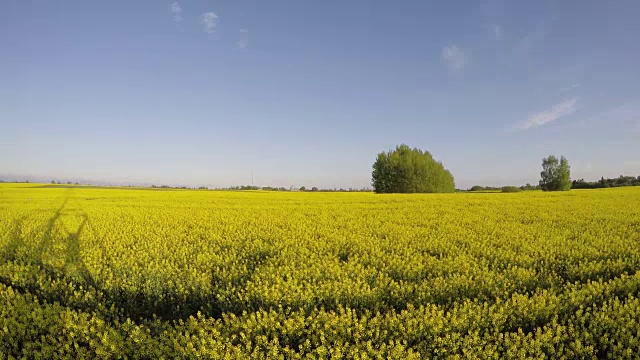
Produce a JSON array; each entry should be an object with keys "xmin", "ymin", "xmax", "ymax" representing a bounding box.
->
[
  {"xmin": 238, "ymin": 29, "xmax": 249, "ymax": 49},
  {"xmin": 170, "ymin": 2, "xmax": 183, "ymax": 28},
  {"xmin": 441, "ymin": 45, "xmax": 470, "ymax": 72},
  {"xmin": 559, "ymin": 100, "xmax": 640, "ymax": 133},
  {"xmin": 201, "ymin": 12, "xmax": 218, "ymax": 34},
  {"xmin": 491, "ymin": 24, "xmax": 502, "ymax": 40},
  {"xmin": 515, "ymin": 98, "xmax": 578, "ymax": 130}
]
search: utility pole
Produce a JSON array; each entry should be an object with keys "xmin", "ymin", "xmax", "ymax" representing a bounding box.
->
[{"xmin": 252, "ymin": 172, "xmax": 254, "ymax": 187}]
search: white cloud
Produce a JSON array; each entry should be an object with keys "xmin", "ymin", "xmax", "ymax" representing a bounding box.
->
[
  {"xmin": 441, "ymin": 45, "xmax": 469, "ymax": 72},
  {"xmin": 170, "ymin": 2, "xmax": 182, "ymax": 24},
  {"xmin": 238, "ymin": 29, "xmax": 249, "ymax": 49},
  {"xmin": 491, "ymin": 24, "xmax": 502, "ymax": 39},
  {"xmin": 201, "ymin": 12, "xmax": 218, "ymax": 34},
  {"xmin": 515, "ymin": 98, "xmax": 578, "ymax": 130}
]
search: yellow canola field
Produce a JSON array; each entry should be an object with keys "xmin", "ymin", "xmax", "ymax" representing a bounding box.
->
[{"xmin": 1, "ymin": 183, "xmax": 640, "ymax": 358}]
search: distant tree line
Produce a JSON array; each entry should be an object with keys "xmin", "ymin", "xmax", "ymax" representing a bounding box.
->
[
  {"xmin": 466, "ymin": 155, "xmax": 573, "ymax": 193},
  {"xmin": 5, "ymin": 179, "xmax": 26, "ymax": 183},
  {"xmin": 221, "ymin": 185, "xmax": 286, "ymax": 191},
  {"xmin": 500, "ymin": 186, "xmax": 522, "ymax": 193},
  {"xmin": 50, "ymin": 180, "xmax": 78, "ymax": 185},
  {"xmin": 0, "ymin": 179, "xmax": 30, "ymax": 183},
  {"xmin": 572, "ymin": 175, "xmax": 640, "ymax": 189},
  {"xmin": 467, "ymin": 175, "xmax": 640, "ymax": 192},
  {"xmin": 35, "ymin": 182, "xmax": 373, "ymax": 192},
  {"xmin": 467, "ymin": 184, "xmax": 540, "ymax": 192},
  {"xmin": 146, "ymin": 184, "xmax": 374, "ymax": 192},
  {"xmin": 215, "ymin": 185, "xmax": 372, "ymax": 192},
  {"xmin": 150, "ymin": 185, "xmax": 190, "ymax": 189}
]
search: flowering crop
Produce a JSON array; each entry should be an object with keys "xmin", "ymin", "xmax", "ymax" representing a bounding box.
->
[{"xmin": 1, "ymin": 184, "xmax": 640, "ymax": 358}]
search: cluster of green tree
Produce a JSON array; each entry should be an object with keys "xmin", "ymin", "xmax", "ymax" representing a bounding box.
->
[
  {"xmin": 519, "ymin": 183, "xmax": 540, "ymax": 191},
  {"xmin": 320, "ymin": 187, "xmax": 372, "ymax": 192},
  {"xmin": 467, "ymin": 184, "xmax": 542, "ymax": 192},
  {"xmin": 150, "ymin": 185, "xmax": 192, "ymax": 189},
  {"xmin": 572, "ymin": 175, "xmax": 640, "ymax": 189},
  {"xmin": 465, "ymin": 156, "xmax": 572, "ymax": 193},
  {"xmin": 500, "ymin": 186, "xmax": 522, "ymax": 193},
  {"xmin": 216, "ymin": 185, "xmax": 263, "ymax": 191},
  {"xmin": 372, "ymin": 144, "xmax": 455, "ymax": 193},
  {"xmin": 50, "ymin": 180, "xmax": 79, "ymax": 185},
  {"xmin": 539, "ymin": 155, "xmax": 571, "ymax": 191},
  {"xmin": 467, "ymin": 159, "xmax": 640, "ymax": 193},
  {"xmin": 298, "ymin": 187, "xmax": 372, "ymax": 192},
  {"xmin": 468, "ymin": 185, "xmax": 500, "ymax": 191},
  {"xmin": 215, "ymin": 185, "xmax": 290, "ymax": 191}
]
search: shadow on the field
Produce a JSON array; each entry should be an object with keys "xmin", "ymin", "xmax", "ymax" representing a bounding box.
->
[
  {"xmin": 34, "ymin": 196, "xmax": 69, "ymax": 258},
  {"xmin": 0, "ymin": 194, "xmax": 225, "ymax": 324},
  {"xmin": 1, "ymin": 216, "xmax": 29, "ymax": 262}
]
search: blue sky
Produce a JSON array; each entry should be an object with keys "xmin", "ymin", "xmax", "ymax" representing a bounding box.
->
[{"xmin": 2, "ymin": 0, "xmax": 639, "ymax": 189}]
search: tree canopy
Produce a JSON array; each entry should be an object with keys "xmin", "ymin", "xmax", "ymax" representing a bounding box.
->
[
  {"xmin": 572, "ymin": 175, "xmax": 640, "ymax": 189},
  {"xmin": 539, "ymin": 155, "xmax": 571, "ymax": 191},
  {"xmin": 371, "ymin": 144, "xmax": 455, "ymax": 193}
]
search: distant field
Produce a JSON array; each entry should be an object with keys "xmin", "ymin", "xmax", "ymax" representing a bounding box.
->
[{"xmin": 2, "ymin": 183, "xmax": 640, "ymax": 358}]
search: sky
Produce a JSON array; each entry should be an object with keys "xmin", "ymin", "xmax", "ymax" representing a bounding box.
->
[{"xmin": 2, "ymin": 0, "xmax": 639, "ymax": 189}]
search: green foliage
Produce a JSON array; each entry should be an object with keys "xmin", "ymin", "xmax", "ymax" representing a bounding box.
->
[
  {"xmin": 372, "ymin": 144, "xmax": 455, "ymax": 193},
  {"xmin": 519, "ymin": 183, "xmax": 540, "ymax": 191},
  {"xmin": 540, "ymin": 155, "xmax": 572, "ymax": 191},
  {"xmin": 573, "ymin": 175, "xmax": 640, "ymax": 189},
  {"xmin": 469, "ymin": 183, "xmax": 540, "ymax": 192},
  {"xmin": 468, "ymin": 185, "xmax": 500, "ymax": 192},
  {"xmin": 501, "ymin": 186, "xmax": 522, "ymax": 193}
]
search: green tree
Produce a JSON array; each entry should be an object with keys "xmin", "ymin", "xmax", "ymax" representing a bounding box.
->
[
  {"xmin": 501, "ymin": 186, "xmax": 522, "ymax": 193},
  {"xmin": 539, "ymin": 155, "xmax": 571, "ymax": 191},
  {"xmin": 371, "ymin": 144, "xmax": 455, "ymax": 193}
]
